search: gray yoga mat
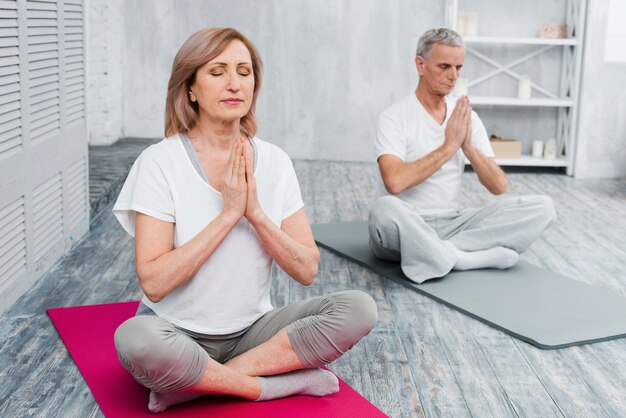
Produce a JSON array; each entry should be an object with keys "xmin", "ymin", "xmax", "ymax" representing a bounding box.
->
[{"xmin": 312, "ymin": 221, "xmax": 626, "ymax": 349}]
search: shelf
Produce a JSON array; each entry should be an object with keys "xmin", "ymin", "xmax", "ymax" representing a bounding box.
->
[
  {"xmin": 466, "ymin": 155, "xmax": 568, "ymax": 167},
  {"xmin": 447, "ymin": 0, "xmax": 586, "ymax": 176},
  {"xmin": 468, "ymin": 96, "xmax": 573, "ymax": 107},
  {"xmin": 464, "ymin": 36, "xmax": 579, "ymax": 46}
]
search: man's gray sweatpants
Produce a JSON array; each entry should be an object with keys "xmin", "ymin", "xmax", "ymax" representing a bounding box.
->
[
  {"xmin": 114, "ymin": 290, "xmax": 377, "ymax": 393},
  {"xmin": 368, "ymin": 195, "xmax": 556, "ymax": 283}
]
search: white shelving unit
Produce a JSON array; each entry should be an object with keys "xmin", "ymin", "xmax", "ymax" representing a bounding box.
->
[
  {"xmin": 497, "ymin": 155, "xmax": 569, "ymax": 167},
  {"xmin": 466, "ymin": 155, "xmax": 569, "ymax": 167},
  {"xmin": 463, "ymin": 36, "xmax": 578, "ymax": 46},
  {"xmin": 447, "ymin": 0, "xmax": 587, "ymax": 174},
  {"xmin": 469, "ymin": 97, "xmax": 573, "ymax": 107}
]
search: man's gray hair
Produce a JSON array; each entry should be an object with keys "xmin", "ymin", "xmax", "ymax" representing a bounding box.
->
[{"xmin": 416, "ymin": 28, "xmax": 464, "ymax": 58}]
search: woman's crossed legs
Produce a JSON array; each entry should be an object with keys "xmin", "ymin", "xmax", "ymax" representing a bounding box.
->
[{"xmin": 114, "ymin": 290, "xmax": 377, "ymax": 412}]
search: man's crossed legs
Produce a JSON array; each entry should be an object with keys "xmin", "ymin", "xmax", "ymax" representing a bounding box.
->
[{"xmin": 368, "ymin": 195, "xmax": 556, "ymax": 283}]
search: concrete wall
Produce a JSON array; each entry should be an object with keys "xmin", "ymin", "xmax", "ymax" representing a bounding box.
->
[
  {"xmin": 574, "ymin": 0, "xmax": 626, "ymax": 178},
  {"xmin": 117, "ymin": 0, "xmax": 444, "ymax": 161},
  {"xmin": 86, "ymin": 0, "xmax": 626, "ymax": 177},
  {"xmin": 87, "ymin": 0, "xmax": 125, "ymax": 145}
]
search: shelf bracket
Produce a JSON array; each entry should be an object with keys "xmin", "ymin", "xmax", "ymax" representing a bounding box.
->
[{"xmin": 467, "ymin": 46, "xmax": 559, "ymax": 99}]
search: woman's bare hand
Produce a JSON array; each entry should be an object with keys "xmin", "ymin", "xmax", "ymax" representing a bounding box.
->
[
  {"xmin": 243, "ymin": 138, "xmax": 264, "ymax": 224},
  {"xmin": 220, "ymin": 138, "xmax": 247, "ymax": 223}
]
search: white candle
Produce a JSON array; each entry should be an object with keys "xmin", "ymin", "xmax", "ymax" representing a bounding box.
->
[
  {"xmin": 465, "ymin": 12, "xmax": 479, "ymax": 36},
  {"xmin": 518, "ymin": 76, "xmax": 532, "ymax": 99},
  {"xmin": 532, "ymin": 140, "xmax": 544, "ymax": 158},
  {"xmin": 544, "ymin": 138, "xmax": 557, "ymax": 160},
  {"xmin": 455, "ymin": 77, "xmax": 469, "ymax": 96}
]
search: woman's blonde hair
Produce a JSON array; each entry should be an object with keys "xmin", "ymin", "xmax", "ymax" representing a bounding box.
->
[{"xmin": 164, "ymin": 28, "xmax": 263, "ymax": 138}]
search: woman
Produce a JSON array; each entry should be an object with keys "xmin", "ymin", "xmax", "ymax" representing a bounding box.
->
[{"xmin": 112, "ymin": 28, "xmax": 377, "ymax": 413}]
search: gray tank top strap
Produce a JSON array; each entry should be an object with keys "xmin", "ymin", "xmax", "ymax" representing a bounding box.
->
[
  {"xmin": 251, "ymin": 137, "xmax": 258, "ymax": 168},
  {"xmin": 180, "ymin": 132, "xmax": 258, "ymax": 184},
  {"xmin": 180, "ymin": 133, "xmax": 210, "ymax": 183}
]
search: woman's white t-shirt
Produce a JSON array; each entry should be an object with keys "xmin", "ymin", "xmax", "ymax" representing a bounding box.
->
[
  {"xmin": 375, "ymin": 94, "xmax": 494, "ymax": 215},
  {"xmin": 113, "ymin": 135, "xmax": 304, "ymax": 334}
]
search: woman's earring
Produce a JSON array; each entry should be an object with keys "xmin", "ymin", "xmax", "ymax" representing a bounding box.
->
[{"xmin": 189, "ymin": 91, "xmax": 196, "ymax": 102}]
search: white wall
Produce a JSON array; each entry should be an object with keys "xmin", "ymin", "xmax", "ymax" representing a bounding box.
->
[
  {"xmin": 87, "ymin": 0, "xmax": 626, "ymax": 177},
  {"xmin": 87, "ymin": 0, "xmax": 124, "ymax": 145},
  {"xmin": 574, "ymin": 0, "xmax": 626, "ymax": 178},
  {"xmin": 117, "ymin": 0, "xmax": 445, "ymax": 161}
]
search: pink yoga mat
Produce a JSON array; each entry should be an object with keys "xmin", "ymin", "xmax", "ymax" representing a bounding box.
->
[{"xmin": 48, "ymin": 301, "xmax": 387, "ymax": 417}]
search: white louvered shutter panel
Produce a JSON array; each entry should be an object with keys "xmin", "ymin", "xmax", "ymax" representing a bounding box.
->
[
  {"xmin": 0, "ymin": 197, "xmax": 27, "ymax": 298},
  {"xmin": 0, "ymin": 0, "xmax": 21, "ymax": 158},
  {"xmin": 65, "ymin": 155, "xmax": 85, "ymax": 229},
  {"xmin": 61, "ymin": 0, "xmax": 87, "ymax": 245},
  {"xmin": 0, "ymin": 0, "xmax": 87, "ymax": 314},
  {"xmin": 27, "ymin": 0, "xmax": 59, "ymax": 141},
  {"xmin": 32, "ymin": 172, "xmax": 63, "ymax": 259},
  {"xmin": 63, "ymin": 0, "xmax": 82, "ymax": 124}
]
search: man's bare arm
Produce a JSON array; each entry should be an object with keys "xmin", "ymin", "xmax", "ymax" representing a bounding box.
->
[
  {"xmin": 463, "ymin": 147, "xmax": 508, "ymax": 195},
  {"xmin": 378, "ymin": 146, "xmax": 456, "ymax": 194},
  {"xmin": 379, "ymin": 96, "xmax": 471, "ymax": 195},
  {"xmin": 462, "ymin": 116, "xmax": 508, "ymax": 195}
]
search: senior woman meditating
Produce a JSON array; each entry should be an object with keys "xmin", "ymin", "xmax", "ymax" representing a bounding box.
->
[{"xmin": 112, "ymin": 28, "xmax": 377, "ymax": 413}]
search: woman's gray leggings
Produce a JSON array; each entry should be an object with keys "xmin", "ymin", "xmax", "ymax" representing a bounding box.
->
[{"xmin": 114, "ymin": 290, "xmax": 378, "ymax": 393}]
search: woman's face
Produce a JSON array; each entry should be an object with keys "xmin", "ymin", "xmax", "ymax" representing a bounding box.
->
[{"xmin": 190, "ymin": 40, "xmax": 255, "ymax": 125}]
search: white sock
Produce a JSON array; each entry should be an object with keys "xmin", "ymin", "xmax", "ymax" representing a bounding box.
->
[
  {"xmin": 451, "ymin": 244, "xmax": 519, "ymax": 271},
  {"xmin": 256, "ymin": 368, "xmax": 339, "ymax": 401},
  {"xmin": 148, "ymin": 390, "xmax": 204, "ymax": 413},
  {"xmin": 147, "ymin": 368, "xmax": 339, "ymax": 411}
]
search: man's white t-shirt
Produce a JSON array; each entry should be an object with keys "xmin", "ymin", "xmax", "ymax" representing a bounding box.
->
[
  {"xmin": 375, "ymin": 94, "xmax": 494, "ymax": 215},
  {"xmin": 113, "ymin": 135, "xmax": 304, "ymax": 335}
]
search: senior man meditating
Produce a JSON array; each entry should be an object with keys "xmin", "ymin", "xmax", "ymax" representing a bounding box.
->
[{"xmin": 369, "ymin": 28, "xmax": 556, "ymax": 283}]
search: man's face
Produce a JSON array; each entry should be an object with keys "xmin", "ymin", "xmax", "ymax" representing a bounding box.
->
[{"xmin": 415, "ymin": 44, "xmax": 465, "ymax": 97}]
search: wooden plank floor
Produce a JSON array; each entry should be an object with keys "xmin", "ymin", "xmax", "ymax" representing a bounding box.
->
[{"xmin": 1, "ymin": 158, "xmax": 625, "ymax": 417}]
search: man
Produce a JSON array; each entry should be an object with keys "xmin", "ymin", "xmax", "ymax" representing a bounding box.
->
[{"xmin": 368, "ymin": 28, "xmax": 556, "ymax": 283}]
